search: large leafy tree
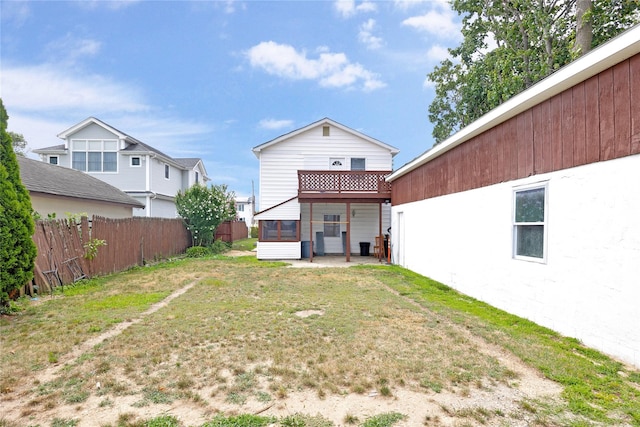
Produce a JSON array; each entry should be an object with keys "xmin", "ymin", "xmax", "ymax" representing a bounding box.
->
[
  {"xmin": 0, "ymin": 99, "xmax": 37, "ymax": 308},
  {"xmin": 176, "ymin": 183, "xmax": 237, "ymax": 246},
  {"xmin": 428, "ymin": 0, "xmax": 639, "ymax": 143}
]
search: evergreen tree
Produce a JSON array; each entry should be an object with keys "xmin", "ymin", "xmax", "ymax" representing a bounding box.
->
[{"xmin": 0, "ymin": 99, "xmax": 37, "ymax": 308}]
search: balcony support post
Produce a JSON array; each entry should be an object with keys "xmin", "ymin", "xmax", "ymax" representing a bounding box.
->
[
  {"xmin": 346, "ymin": 201, "xmax": 351, "ymax": 262},
  {"xmin": 379, "ymin": 202, "xmax": 383, "ymax": 262},
  {"xmin": 309, "ymin": 202, "xmax": 314, "ymax": 263}
]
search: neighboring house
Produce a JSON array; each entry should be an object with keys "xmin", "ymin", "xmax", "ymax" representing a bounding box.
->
[
  {"xmin": 387, "ymin": 26, "xmax": 640, "ymax": 368},
  {"xmin": 252, "ymin": 118, "xmax": 399, "ymax": 261},
  {"xmin": 33, "ymin": 117, "xmax": 209, "ymax": 218},
  {"xmin": 235, "ymin": 196, "xmax": 256, "ymax": 234},
  {"xmin": 18, "ymin": 156, "xmax": 144, "ymax": 219}
]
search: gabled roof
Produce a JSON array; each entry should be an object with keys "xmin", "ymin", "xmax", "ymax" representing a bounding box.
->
[
  {"xmin": 18, "ymin": 156, "xmax": 145, "ymax": 208},
  {"xmin": 252, "ymin": 117, "xmax": 399, "ymax": 157},
  {"xmin": 35, "ymin": 117, "xmax": 206, "ymax": 172},
  {"xmin": 175, "ymin": 158, "xmax": 210, "ymax": 182},
  {"xmin": 388, "ymin": 24, "xmax": 640, "ymax": 182}
]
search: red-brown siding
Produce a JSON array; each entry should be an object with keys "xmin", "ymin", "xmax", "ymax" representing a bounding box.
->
[{"xmin": 393, "ymin": 53, "xmax": 640, "ymax": 205}]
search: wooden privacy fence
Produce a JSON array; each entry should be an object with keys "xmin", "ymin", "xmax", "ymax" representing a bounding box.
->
[
  {"xmin": 215, "ymin": 220, "xmax": 248, "ymax": 242},
  {"xmin": 30, "ymin": 216, "xmax": 191, "ymax": 294}
]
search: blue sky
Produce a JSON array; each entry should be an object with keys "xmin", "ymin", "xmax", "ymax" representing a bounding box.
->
[{"xmin": 1, "ymin": 0, "xmax": 462, "ymax": 199}]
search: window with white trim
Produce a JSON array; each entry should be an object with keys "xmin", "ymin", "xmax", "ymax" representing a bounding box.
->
[
  {"xmin": 513, "ymin": 183, "xmax": 547, "ymax": 261},
  {"xmin": 48, "ymin": 156, "xmax": 58, "ymax": 165},
  {"xmin": 164, "ymin": 164, "xmax": 170, "ymax": 179},
  {"xmin": 351, "ymin": 158, "xmax": 365, "ymax": 171},
  {"xmin": 71, "ymin": 139, "xmax": 117, "ymax": 172},
  {"xmin": 131, "ymin": 156, "xmax": 141, "ymax": 167}
]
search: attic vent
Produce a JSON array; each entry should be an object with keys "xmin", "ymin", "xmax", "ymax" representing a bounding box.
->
[{"xmin": 322, "ymin": 125, "xmax": 330, "ymax": 137}]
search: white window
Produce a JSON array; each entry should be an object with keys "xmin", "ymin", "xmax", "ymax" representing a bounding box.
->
[
  {"xmin": 71, "ymin": 139, "xmax": 117, "ymax": 172},
  {"xmin": 48, "ymin": 156, "xmax": 58, "ymax": 165},
  {"xmin": 513, "ymin": 183, "xmax": 548, "ymax": 262},
  {"xmin": 164, "ymin": 164, "xmax": 170, "ymax": 179},
  {"xmin": 351, "ymin": 158, "xmax": 365, "ymax": 171},
  {"xmin": 195, "ymin": 171, "xmax": 199, "ymax": 184},
  {"xmin": 131, "ymin": 157, "xmax": 141, "ymax": 167},
  {"xmin": 329, "ymin": 158, "xmax": 345, "ymax": 170},
  {"xmin": 237, "ymin": 203, "xmax": 244, "ymax": 212}
]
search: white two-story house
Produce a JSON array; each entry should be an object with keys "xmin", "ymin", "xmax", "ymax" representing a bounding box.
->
[
  {"xmin": 252, "ymin": 118, "xmax": 399, "ymax": 261},
  {"xmin": 34, "ymin": 117, "xmax": 209, "ymax": 218}
]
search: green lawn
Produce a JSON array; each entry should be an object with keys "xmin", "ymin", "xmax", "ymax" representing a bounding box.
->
[{"xmin": 1, "ymin": 256, "xmax": 638, "ymax": 427}]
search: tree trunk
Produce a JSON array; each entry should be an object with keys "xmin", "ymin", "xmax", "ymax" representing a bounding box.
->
[{"xmin": 574, "ymin": 0, "xmax": 593, "ymax": 56}]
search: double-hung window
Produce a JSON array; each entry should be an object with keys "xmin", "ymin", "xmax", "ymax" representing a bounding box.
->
[
  {"xmin": 513, "ymin": 183, "xmax": 548, "ymax": 262},
  {"xmin": 71, "ymin": 139, "xmax": 117, "ymax": 172}
]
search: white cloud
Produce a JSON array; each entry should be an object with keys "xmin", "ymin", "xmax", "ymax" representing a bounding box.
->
[
  {"xmin": 258, "ymin": 119, "xmax": 294, "ymax": 130},
  {"xmin": 45, "ymin": 34, "xmax": 102, "ymax": 65},
  {"xmin": 1, "ymin": 62, "xmax": 215, "ymax": 158},
  {"xmin": 2, "ymin": 64, "xmax": 148, "ymax": 114},
  {"xmin": 426, "ymin": 44, "xmax": 450, "ymax": 62},
  {"xmin": 358, "ymin": 19, "xmax": 383, "ymax": 50},
  {"xmin": 334, "ymin": 0, "xmax": 377, "ymax": 18},
  {"xmin": 394, "ymin": 0, "xmax": 449, "ymax": 11},
  {"xmin": 402, "ymin": 6, "xmax": 461, "ymax": 39},
  {"xmin": 246, "ymin": 41, "xmax": 385, "ymax": 92}
]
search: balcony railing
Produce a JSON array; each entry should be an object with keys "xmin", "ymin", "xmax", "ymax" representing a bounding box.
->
[{"xmin": 298, "ymin": 170, "xmax": 392, "ymax": 199}]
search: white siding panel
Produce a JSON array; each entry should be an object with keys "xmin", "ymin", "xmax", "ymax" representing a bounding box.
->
[
  {"xmin": 257, "ymin": 242, "xmax": 301, "ymax": 259},
  {"xmin": 258, "ymin": 124, "xmax": 394, "ymax": 212},
  {"xmin": 255, "ymin": 199, "xmax": 300, "ymax": 221},
  {"xmin": 391, "ymin": 154, "xmax": 640, "ymax": 368}
]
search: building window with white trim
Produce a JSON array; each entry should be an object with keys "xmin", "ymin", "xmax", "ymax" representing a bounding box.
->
[
  {"xmin": 131, "ymin": 156, "xmax": 141, "ymax": 167},
  {"xmin": 71, "ymin": 139, "xmax": 117, "ymax": 172},
  {"xmin": 513, "ymin": 183, "xmax": 547, "ymax": 261},
  {"xmin": 48, "ymin": 156, "xmax": 58, "ymax": 165},
  {"xmin": 351, "ymin": 158, "xmax": 365, "ymax": 171},
  {"xmin": 164, "ymin": 164, "xmax": 170, "ymax": 179}
]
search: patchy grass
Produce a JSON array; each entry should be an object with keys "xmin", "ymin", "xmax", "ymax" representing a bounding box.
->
[
  {"xmin": 231, "ymin": 238, "xmax": 257, "ymax": 252},
  {"xmin": 375, "ymin": 265, "xmax": 640, "ymax": 426},
  {"xmin": 1, "ymin": 258, "xmax": 639, "ymax": 426}
]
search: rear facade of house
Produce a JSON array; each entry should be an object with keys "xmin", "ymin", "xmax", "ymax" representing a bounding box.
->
[
  {"xmin": 253, "ymin": 118, "xmax": 398, "ymax": 261},
  {"xmin": 387, "ymin": 26, "xmax": 640, "ymax": 368}
]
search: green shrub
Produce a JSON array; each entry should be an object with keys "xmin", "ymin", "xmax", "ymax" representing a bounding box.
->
[
  {"xmin": 209, "ymin": 239, "xmax": 231, "ymax": 255},
  {"xmin": 250, "ymin": 226, "xmax": 258, "ymax": 238},
  {"xmin": 185, "ymin": 246, "xmax": 211, "ymax": 258}
]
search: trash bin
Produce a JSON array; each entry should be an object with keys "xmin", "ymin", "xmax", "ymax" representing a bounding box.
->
[
  {"xmin": 359, "ymin": 242, "xmax": 370, "ymax": 256},
  {"xmin": 301, "ymin": 241, "xmax": 310, "ymax": 258}
]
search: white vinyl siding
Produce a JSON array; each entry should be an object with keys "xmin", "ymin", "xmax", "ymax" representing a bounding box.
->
[{"xmin": 258, "ymin": 125, "xmax": 394, "ymax": 213}]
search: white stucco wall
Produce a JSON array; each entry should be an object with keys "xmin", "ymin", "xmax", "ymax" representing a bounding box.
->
[{"xmin": 391, "ymin": 154, "xmax": 640, "ymax": 368}]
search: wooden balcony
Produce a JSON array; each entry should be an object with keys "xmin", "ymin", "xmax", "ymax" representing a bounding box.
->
[{"xmin": 298, "ymin": 170, "xmax": 392, "ymax": 203}]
